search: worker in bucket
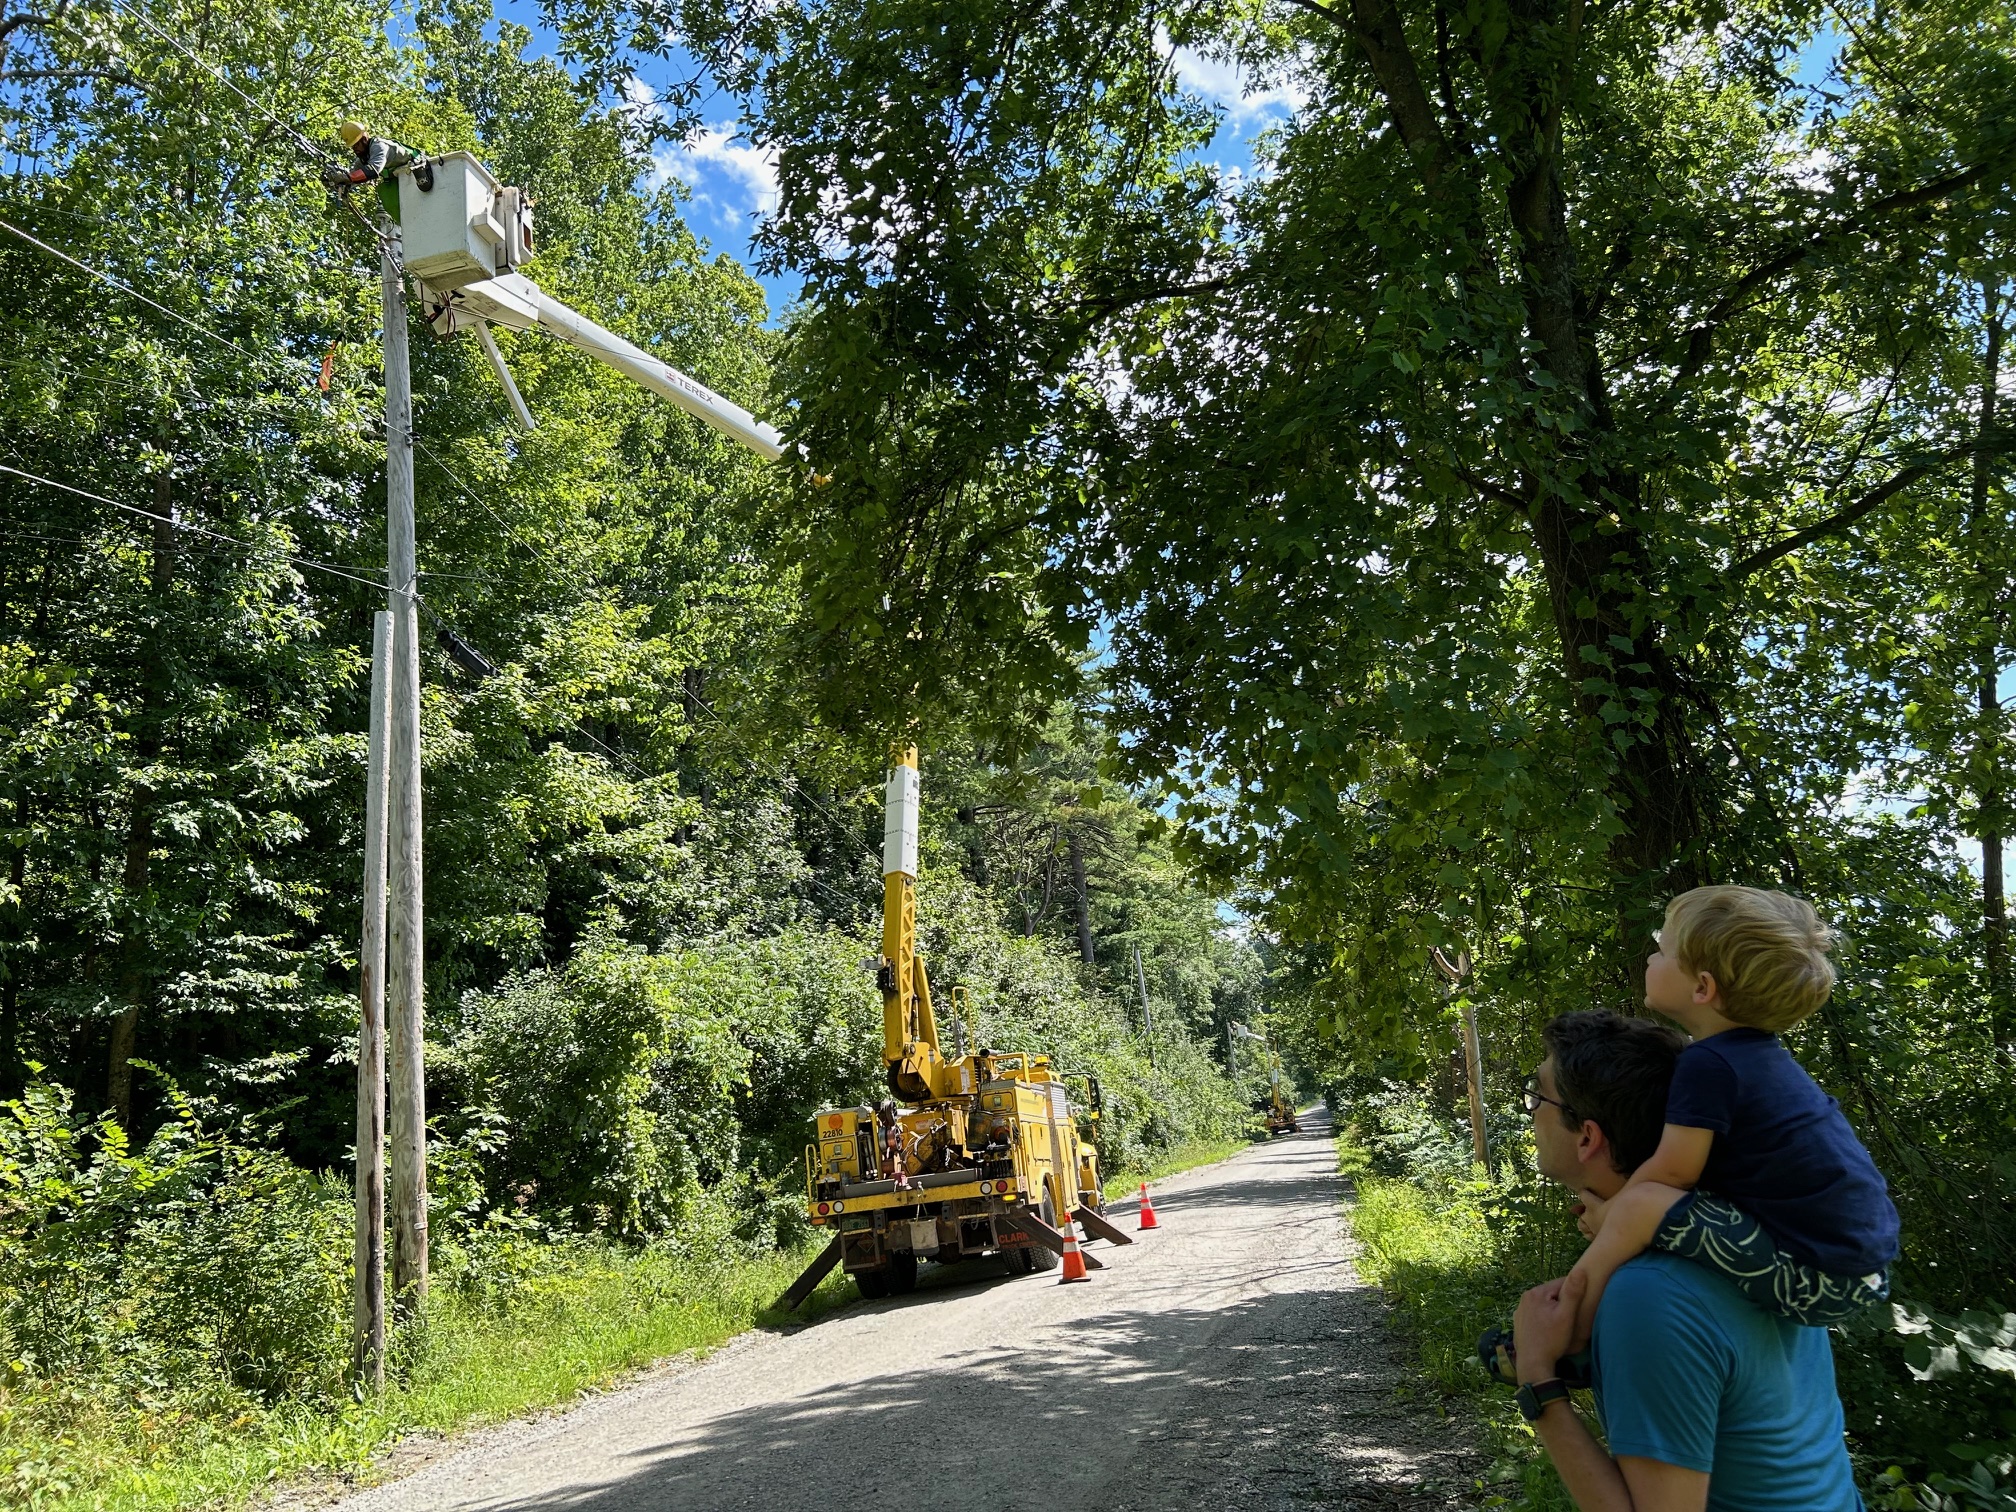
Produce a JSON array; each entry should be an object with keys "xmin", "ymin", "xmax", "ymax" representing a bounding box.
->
[{"xmin": 323, "ymin": 122, "xmax": 429, "ymax": 187}]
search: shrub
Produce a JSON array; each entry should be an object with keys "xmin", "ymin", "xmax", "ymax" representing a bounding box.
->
[{"xmin": 0, "ymin": 1074, "xmax": 350, "ymax": 1406}]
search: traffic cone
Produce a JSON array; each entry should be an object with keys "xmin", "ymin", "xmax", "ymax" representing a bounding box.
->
[
  {"xmin": 1138, "ymin": 1182, "xmax": 1161, "ymax": 1231},
  {"xmin": 1058, "ymin": 1214, "xmax": 1091, "ymax": 1283}
]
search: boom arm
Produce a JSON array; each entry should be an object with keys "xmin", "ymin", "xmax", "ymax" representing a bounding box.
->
[
  {"xmin": 880, "ymin": 745, "xmax": 954, "ymax": 1100},
  {"xmin": 368, "ymin": 148, "xmax": 786, "ymax": 460},
  {"xmin": 437, "ymin": 271, "xmax": 785, "ymax": 459}
]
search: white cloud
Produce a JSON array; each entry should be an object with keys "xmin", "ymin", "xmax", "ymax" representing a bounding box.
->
[
  {"xmin": 655, "ymin": 122, "xmax": 781, "ymax": 216},
  {"xmin": 1164, "ymin": 34, "xmax": 1308, "ymax": 122},
  {"xmin": 618, "ymin": 81, "xmax": 780, "ymax": 222}
]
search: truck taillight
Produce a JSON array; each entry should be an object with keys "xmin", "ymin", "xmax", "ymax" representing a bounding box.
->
[
  {"xmin": 997, "ymin": 1178, "xmax": 1013, "ymax": 1195},
  {"xmin": 817, "ymin": 1202, "xmax": 830, "ymax": 1215},
  {"xmin": 979, "ymin": 1181, "xmax": 992, "ymax": 1195},
  {"xmin": 832, "ymin": 1201, "xmax": 845, "ymax": 1213}
]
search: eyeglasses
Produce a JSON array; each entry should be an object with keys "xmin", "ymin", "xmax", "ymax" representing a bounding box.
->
[{"xmin": 1523, "ymin": 1070, "xmax": 1576, "ymax": 1122}]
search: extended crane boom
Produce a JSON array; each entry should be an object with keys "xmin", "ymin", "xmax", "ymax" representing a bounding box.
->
[
  {"xmin": 354, "ymin": 142, "xmax": 784, "ymax": 458},
  {"xmin": 328, "ymin": 129, "xmax": 1124, "ymax": 1307}
]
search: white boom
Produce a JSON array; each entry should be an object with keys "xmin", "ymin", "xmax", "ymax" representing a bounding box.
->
[{"xmin": 391, "ymin": 151, "xmax": 785, "ymax": 460}]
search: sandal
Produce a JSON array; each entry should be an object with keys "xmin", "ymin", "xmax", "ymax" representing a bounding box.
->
[{"xmin": 1476, "ymin": 1325, "xmax": 1591, "ymax": 1389}]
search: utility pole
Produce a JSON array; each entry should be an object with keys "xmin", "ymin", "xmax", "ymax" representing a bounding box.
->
[
  {"xmin": 1226, "ymin": 1019, "xmax": 1236, "ymax": 1077},
  {"xmin": 383, "ymin": 235, "xmax": 429, "ymax": 1310},
  {"xmin": 353, "ymin": 611, "xmax": 391, "ymax": 1388},
  {"xmin": 1432, "ymin": 947, "xmax": 1488, "ymax": 1172},
  {"xmin": 1132, "ymin": 943, "xmax": 1156, "ymax": 1067}
]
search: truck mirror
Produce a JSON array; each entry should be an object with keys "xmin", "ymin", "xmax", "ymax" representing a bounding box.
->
[{"xmin": 1085, "ymin": 1074, "xmax": 1103, "ymax": 1113}]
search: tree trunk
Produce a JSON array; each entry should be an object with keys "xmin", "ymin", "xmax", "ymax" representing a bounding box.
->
[
  {"xmin": 106, "ymin": 481, "xmax": 173, "ymax": 1129},
  {"xmin": 1498, "ymin": 20, "xmax": 1712, "ymax": 940},
  {"xmin": 1348, "ymin": 0, "xmax": 1715, "ymax": 947},
  {"xmin": 1068, "ymin": 828, "xmax": 1095, "ymax": 964},
  {"xmin": 1969, "ymin": 296, "xmax": 2008, "ymax": 1021},
  {"xmin": 0, "ymin": 794, "xmax": 24, "ymax": 1099}
]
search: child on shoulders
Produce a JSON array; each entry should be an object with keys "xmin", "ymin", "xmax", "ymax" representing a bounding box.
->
[{"xmin": 1565, "ymin": 885, "xmax": 1899, "ymax": 1345}]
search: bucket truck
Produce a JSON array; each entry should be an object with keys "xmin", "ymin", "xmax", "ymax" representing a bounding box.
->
[
  {"xmin": 341, "ymin": 134, "xmax": 784, "ymax": 457},
  {"xmin": 779, "ymin": 747, "xmax": 1127, "ymax": 1306},
  {"xmin": 335, "ymin": 135, "xmax": 1127, "ymax": 1308}
]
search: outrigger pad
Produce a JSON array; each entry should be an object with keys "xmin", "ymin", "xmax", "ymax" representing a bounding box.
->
[
  {"xmin": 1005, "ymin": 1206, "xmax": 1106, "ymax": 1269},
  {"xmin": 775, "ymin": 1235, "xmax": 843, "ymax": 1312},
  {"xmin": 1072, "ymin": 1205, "xmax": 1135, "ymax": 1247}
]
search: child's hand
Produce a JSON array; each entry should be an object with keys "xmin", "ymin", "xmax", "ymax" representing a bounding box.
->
[{"xmin": 1576, "ymin": 1190, "xmax": 1610, "ymax": 1240}]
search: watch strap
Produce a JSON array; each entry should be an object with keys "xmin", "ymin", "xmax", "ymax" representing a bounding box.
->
[{"xmin": 1516, "ymin": 1377, "xmax": 1573, "ymax": 1422}]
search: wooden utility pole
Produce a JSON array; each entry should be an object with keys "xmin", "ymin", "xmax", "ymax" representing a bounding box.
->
[
  {"xmin": 1969, "ymin": 290, "xmax": 2009, "ymax": 1026},
  {"xmin": 1432, "ymin": 947, "xmax": 1488, "ymax": 1171},
  {"xmin": 353, "ymin": 610, "xmax": 391, "ymax": 1388},
  {"xmin": 383, "ymin": 239, "xmax": 428, "ymax": 1309},
  {"xmin": 1132, "ymin": 943, "xmax": 1156, "ymax": 1067}
]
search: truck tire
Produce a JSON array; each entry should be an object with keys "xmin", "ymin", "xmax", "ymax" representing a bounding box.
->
[
  {"xmin": 886, "ymin": 1251, "xmax": 919, "ymax": 1294},
  {"xmin": 855, "ymin": 1267, "xmax": 890, "ymax": 1300},
  {"xmin": 1028, "ymin": 1198, "xmax": 1061, "ymax": 1272}
]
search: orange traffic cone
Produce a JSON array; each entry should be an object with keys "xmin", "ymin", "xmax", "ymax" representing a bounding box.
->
[
  {"xmin": 1138, "ymin": 1182, "xmax": 1161, "ymax": 1231},
  {"xmin": 1058, "ymin": 1214, "xmax": 1091, "ymax": 1283}
]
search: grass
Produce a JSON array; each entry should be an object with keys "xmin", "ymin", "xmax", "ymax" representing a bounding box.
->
[
  {"xmin": 1101, "ymin": 1133, "xmax": 1255, "ymax": 1202},
  {"xmin": 0, "ymin": 1131, "xmax": 1264, "ymax": 1512},
  {"xmin": 2, "ymin": 1239, "xmax": 860, "ymax": 1512},
  {"xmin": 1336, "ymin": 1125, "xmax": 1581, "ymax": 1511}
]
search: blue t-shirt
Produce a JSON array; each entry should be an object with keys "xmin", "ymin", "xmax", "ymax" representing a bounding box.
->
[
  {"xmin": 1666, "ymin": 1028, "xmax": 1898, "ymax": 1274},
  {"xmin": 1592, "ymin": 1255, "xmax": 1863, "ymax": 1509}
]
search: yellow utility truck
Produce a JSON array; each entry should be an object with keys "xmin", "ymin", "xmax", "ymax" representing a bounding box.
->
[{"xmin": 778, "ymin": 748, "xmax": 1132, "ymax": 1306}]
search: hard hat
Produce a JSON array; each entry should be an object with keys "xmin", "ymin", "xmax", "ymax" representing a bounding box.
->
[{"xmin": 337, "ymin": 120, "xmax": 371, "ymax": 149}]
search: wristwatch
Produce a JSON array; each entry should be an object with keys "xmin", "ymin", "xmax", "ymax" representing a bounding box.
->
[{"xmin": 1516, "ymin": 1378, "xmax": 1574, "ymax": 1423}]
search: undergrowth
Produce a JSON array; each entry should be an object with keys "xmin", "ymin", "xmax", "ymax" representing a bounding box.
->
[{"xmin": 0, "ymin": 1071, "xmax": 1255, "ymax": 1512}]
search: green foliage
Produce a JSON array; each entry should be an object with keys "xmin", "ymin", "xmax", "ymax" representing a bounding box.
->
[
  {"xmin": 0, "ymin": 1073, "xmax": 352, "ymax": 1425},
  {"xmin": 1, "ymin": 2, "xmax": 1265, "ymax": 1504}
]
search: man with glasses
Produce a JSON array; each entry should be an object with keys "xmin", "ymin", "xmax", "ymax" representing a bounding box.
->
[{"xmin": 1510, "ymin": 1011, "xmax": 1862, "ymax": 1511}]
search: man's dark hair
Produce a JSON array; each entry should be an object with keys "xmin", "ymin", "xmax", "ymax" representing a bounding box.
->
[{"xmin": 1542, "ymin": 1011, "xmax": 1685, "ymax": 1174}]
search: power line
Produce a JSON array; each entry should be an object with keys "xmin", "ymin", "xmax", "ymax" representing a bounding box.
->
[
  {"xmin": 0, "ymin": 462, "xmax": 388, "ymax": 594},
  {"xmin": 2, "ymin": 118, "xmax": 871, "ymax": 876},
  {"xmin": 0, "ymin": 216, "xmax": 311, "ymax": 386},
  {"xmin": 95, "ymin": 0, "xmax": 398, "ymax": 263},
  {"xmin": 410, "ymin": 436, "xmax": 580, "ymax": 582},
  {"xmin": 101, "ymin": 0, "xmax": 330, "ymax": 164}
]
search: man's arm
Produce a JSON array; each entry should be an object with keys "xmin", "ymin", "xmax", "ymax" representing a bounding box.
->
[{"xmin": 1515, "ymin": 1274, "xmax": 1711, "ymax": 1512}]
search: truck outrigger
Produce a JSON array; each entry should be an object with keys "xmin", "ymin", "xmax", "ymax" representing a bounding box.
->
[{"xmin": 777, "ymin": 748, "xmax": 1132, "ymax": 1307}]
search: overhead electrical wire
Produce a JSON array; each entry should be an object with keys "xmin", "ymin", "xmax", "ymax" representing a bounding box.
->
[
  {"xmin": 97, "ymin": 0, "xmax": 400, "ymax": 259},
  {"xmin": 0, "ymin": 216, "xmax": 312, "ymax": 384},
  {"xmin": 0, "ymin": 462, "xmax": 389, "ymax": 594}
]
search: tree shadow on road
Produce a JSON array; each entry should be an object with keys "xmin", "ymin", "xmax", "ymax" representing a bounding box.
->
[{"xmin": 478, "ymin": 1281, "xmax": 1484, "ymax": 1512}]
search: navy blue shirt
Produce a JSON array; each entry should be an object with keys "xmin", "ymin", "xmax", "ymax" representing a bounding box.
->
[{"xmin": 1666, "ymin": 1028, "xmax": 1899, "ymax": 1275}]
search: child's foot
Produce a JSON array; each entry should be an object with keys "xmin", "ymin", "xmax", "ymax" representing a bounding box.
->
[{"xmin": 1475, "ymin": 1324, "xmax": 1592, "ymax": 1389}]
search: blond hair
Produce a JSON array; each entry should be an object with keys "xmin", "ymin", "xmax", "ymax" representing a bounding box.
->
[{"xmin": 1661, "ymin": 886, "xmax": 1836, "ymax": 1031}]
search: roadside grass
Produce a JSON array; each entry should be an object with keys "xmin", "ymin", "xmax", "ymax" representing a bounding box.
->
[
  {"xmin": 1336, "ymin": 1126, "xmax": 1581, "ymax": 1511},
  {"xmin": 1101, "ymin": 1134, "xmax": 1255, "ymax": 1202},
  {"xmin": 2, "ymin": 1238, "xmax": 858, "ymax": 1512}
]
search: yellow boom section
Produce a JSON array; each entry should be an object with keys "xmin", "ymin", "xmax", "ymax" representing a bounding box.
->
[{"xmin": 880, "ymin": 745, "xmax": 960, "ymax": 1101}]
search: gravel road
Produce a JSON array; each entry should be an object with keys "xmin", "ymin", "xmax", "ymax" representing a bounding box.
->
[{"xmin": 333, "ymin": 1108, "xmax": 1482, "ymax": 1512}]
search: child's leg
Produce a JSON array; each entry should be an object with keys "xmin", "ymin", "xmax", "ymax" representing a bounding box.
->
[
  {"xmin": 1652, "ymin": 1193, "xmax": 1890, "ymax": 1325},
  {"xmin": 1566, "ymin": 1181, "xmax": 1690, "ymax": 1348}
]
